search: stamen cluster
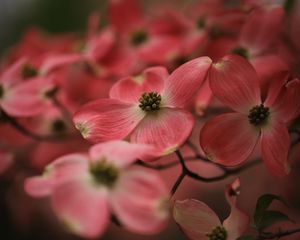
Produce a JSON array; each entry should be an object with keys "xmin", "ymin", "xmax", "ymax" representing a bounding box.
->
[
  {"xmin": 206, "ymin": 226, "xmax": 227, "ymax": 240},
  {"xmin": 89, "ymin": 160, "xmax": 119, "ymax": 187},
  {"xmin": 139, "ymin": 92, "xmax": 161, "ymax": 112},
  {"xmin": 248, "ymin": 104, "xmax": 270, "ymax": 126}
]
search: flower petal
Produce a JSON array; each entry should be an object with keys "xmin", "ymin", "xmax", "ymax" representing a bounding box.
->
[
  {"xmin": 130, "ymin": 108, "xmax": 194, "ymax": 157},
  {"xmin": 173, "ymin": 199, "xmax": 221, "ymax": 240},
  {"xmin": 270, "ymin": 78, "xmax": 300, "ymax": 123},
  {"xmin": 89, "ymin": 140, "xmax": 156, "ymax": 168},
  {"xmin": 239, "ymin": 6, "xmax": 284, "ymax": 55},
  {"xmin": 261, "ymin": 122, "xmax": 290, "ymax": 177},
  {"xmin": 223, "ymin": 179, "xmax": 250, "ymax": 239},
  {"xmin": 162, "ymin": 56, "xmax": 212, "ymax": 108},
  {"xmin": 40, "ymin": 54, "xmax": 82, "ymax": 74},
  {"xmin": 194, "ymin": 79, "xmax": 213, "ymax": 116},
  {"xmin": 1, "ymin": 77, "xmax": 54, "ymax": 117},
  {"xmin": 1, "ymin": 58, "xmax": 27, "ymax": 86},
  {"xmin": 24, "ymin": 153, "xmax": 89, "ymax": 197},
  {"xmin": 109, "ymin": 66, "xmax": 167, "ymax": 103},
  {"xmin": 200, "ymin": 113, "xmax": 260, "ymax": 166},
  {"xmin": 109, "ymin": 0, "xmax": 143, "ymax": 33},
  {"xmin": 111, "ymin": 167, "xmax": 169, "ymax": 234},
  {"xmin": 209, "ymin": 54, "xmax": 261, "ymax": 113},
  {"xmin": 73, "ymin": 98, "xmax": 145, "ymax": 142},
  {"xmin": 52, "ymin": 179, "xmax": 109, "ymax": 238}
]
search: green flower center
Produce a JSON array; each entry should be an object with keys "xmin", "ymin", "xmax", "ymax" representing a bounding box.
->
[
  {"xmin": 248, "ymin": 104, "xmax": 270, "ymax": 126},
  {"xmin": 196, "ymin": 17, "xmax": 206, "ymax": 29},
  {"xmin": 206, "ymin": 226, "xmax": 227, "ymax": 240},
  {"xmin": 52, "ymin": 119, "xmax": 66, "ymax": 133},
  {"xmin": 231, "ymin": 47, "xmax": 249, "ymax": 59},
  {"xmin": 139, "ymin": 92, "xmax": 161, "ymax": 112},
  {"xmin": 131, "ymin": 30, "xmax": 148, "ymax": 46},
  {"xmin": 89, "ymin": 160, "xmax": 119, "ymax": 188},
  {"xmin": 22, "ymin": 64, "xmax": 38, "ymax": 79}
]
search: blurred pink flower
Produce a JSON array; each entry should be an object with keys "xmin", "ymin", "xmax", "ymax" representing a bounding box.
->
[
  {"xmin": 0, "ymin": 59, "xmax": 55, "ymax": 117},
  {"xmin": 173, "ymin": 178, "xmax": 249, "ymax": 240},
  {"xmin": 200, "ymin": 54, "xmax": 300, "ymax": 176},
  {"xmin": 73, "ymin": 57, "xmax": 212, "ymax": 157},
  {"xmin": 25, "ymin": 140, "xmax": 170, "ymax": 238}
]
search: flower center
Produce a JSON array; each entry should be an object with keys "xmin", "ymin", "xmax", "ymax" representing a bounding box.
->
[
  {"xmin": 248, "ymin": 104, "xmax": 270, "ymax": 126},
  {"xmin": 22, "ymin": 64, "xmax": 38, "ymax": 79},
  {"xmin": 206, "ymin": 226, "xmax": 227, "ymax": 240},
  {"xmin": 139, "ymin": 92, "xmax": 161, "ymax": 112},
  {"xmin": 131, "ymin": 30, "xmax": 148, "ymax": 46},
  {"xmin": 231, "ymin": 47, "xmax": 249, "ymax": 59},
  {"xmin": 196, "ymin": 17, "xmax": 206, "ymax": 29},
  {"xmin": 89, "ymin": 160, "xmax": 119, "ymax": 188},
  {"xmin": 52, "ymin": 119, "xmax": 66, "ymax": 133}
]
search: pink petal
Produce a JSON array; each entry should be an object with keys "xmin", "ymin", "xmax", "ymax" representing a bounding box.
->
[
  {"xmin": 173, "ymin": 199, "xmax": 221, "ymax": 240},
  {"xmin": 200, "ymin": 113, "xmax": 260, "ymax": 166},
  {"xmin": 162, "ymin": 56, "xmax": 212, "ymax": 108},
  {"xmin": 85, "ymin": 28, "xmax": 115, "ymax": 61},
  {"xmin": 111, "ymin": 167, "xmax": 169, "ymax": 234},
  {"xmin": 1, "ymin": 58, "xmax": 27, "ymax": 86},
  {"xmin": 223, "ymin": 179, "xmax": 250, "ymax": 239},
  {"xmin": 52, "ymin": 179, "xmax": 109, "ymax": 238},
  {"xmin": 239, "ymin": 6, "xmax": 285, "ymax": 55},
  {"xmin": 251, "ymin": 55, "xmax": 289, "ymax": 103},
  {"xmin": 89, "ymin": 141, "xmax": 156, "ymax": 168},
  {"xmin": 138, "ymin": 36, "xmax": 181, "ymax": 64},
  {"xmin": 109, "ymin": 0, "xmax": 143, "ymax": 33},
  {"xmin": 194, "ymin": 79, "xmax": 213, "ymax": 116},
  {"xmin": 261, "ymin": 122, "xmax": 290, "ymax": 177},
  {"xmin": 109, "ymin": 66, "xmax": 168, "ymax": 103},
  {"xmin": 73, "ymin": 98, "xmax": 145, "ymax": 142},
  {"xmin": 130, "ymin": 108, "xmax": 194, "ymax": 156},
  {"xmin": 270, "ymin": 78, "xmax": 300, "ymax": 123},
  {"xmin": 25, "ymin": 153, "xmax": 89, "ymax": 197},
  {"xmin": 1, "ymin": 77, "xmax": 54, "ymax": 117},
  {"xmin": 24, "ymin": 176, "xmax": 54, "ymax": 198},
  {"xmin": 209, "ymin": 54, "xmax": 261, "ymax": 114},
  {"xmin": 40, "ymin": 54, "xmax": 82, "ymax": 74}
]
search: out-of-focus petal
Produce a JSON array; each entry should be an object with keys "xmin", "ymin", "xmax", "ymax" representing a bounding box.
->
[
  {"xmin": 200, "ymin": 113, "xmax": 260, "ymax": 166},
  {"xmin": 1, "ymin": 77, "xmax": 54, "ymax": 117},
  {"xmin": 223, "ymin": 179, "xmax": 249, "ymax": 239},
  {"xmin": 89, "ymin": 141, "xmax": 155, "ymax": 168},
  {"xmin": 1, "ymin": 58, "xmax": 27, "ymax": 86},
  {"xmin": 111, "ymin": 167, "xmax": 169, "ymax": 234},
  {"xmin": 52, "ymin": 179, "xmax": 109, "ymax": 238},
  {"xmin": 73, "ymin": 98, "xmax": 145, "ymax": 142},
  {"xmin": 209, "ymin": 54, "xmax": 261, "ymax": 114},
  {"xmin": 162, "ymin": 56, "xmax": 212, "ymax": 108},
  {"xmin": 194, "ymin": 79, "xmax": 213, "ymax": 116},
  {"xmin": 109, "ymin": 0, "xmax": 143, "ymax": 33},
  {"xmin": 261, "ymin": 122, "xmax": 290, "ymax": 177},
  {"xmin": 270, "ymin": 78, "xmax": 300, "ymax": 123},
  {"xmin": 130, "ymin": 108, "xmax": 194, "ymax": 157},
  {"xmin": 173, "ymin": 199, "xmax": 221, "ymax": 240},
  {"xmin": 239, "ymin": 6, "xmax": 284, "ymax": 55},
  {"xmin": 0, "ymin": 152, "xmax": 13, "ymax": 175},
  {"xmin": 109, "ymin": 66, "xmax": 167, "ymax": 103}
]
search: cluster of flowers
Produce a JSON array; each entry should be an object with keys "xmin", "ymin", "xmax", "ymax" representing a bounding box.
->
[{"xmin": 0, "ymin": 0, "xmax": 300, "ymax": 239}]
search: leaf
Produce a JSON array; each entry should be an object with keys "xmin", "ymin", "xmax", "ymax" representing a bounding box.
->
[
  {"xmin": 254, "ymin": 194, "xmax": 288, "ymax": 227},
  {"xmin": 237, "ymin": 235, "xmax": 256, "ymax": 240},
  {"xmin": 256, "ymin": 210, "xmax": 292, "ymax": 231}
]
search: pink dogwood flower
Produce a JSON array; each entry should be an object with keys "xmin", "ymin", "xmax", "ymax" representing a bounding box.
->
[
  {"xmin": 73, "ymin": 57, "xmax": 212, "ymax": 157},
  {"xmin": 173, "ymin": 178, "xmax": 249, "ymax": 240},
  {"xmin": 0, "ymin": 59, "xmax": 55, "ymax": 117},
  {"xmin": 25, "ymin": 140, "xmax": 170, "ymax": 238},
  {"xmin": 200, "ymin": 54, "xmax": 300, "ymax": 176}
]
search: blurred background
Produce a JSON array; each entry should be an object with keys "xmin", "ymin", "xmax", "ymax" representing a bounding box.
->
[{"xmin": 0, "ymin": 0, "xmax": 300, "ymax": 240}]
